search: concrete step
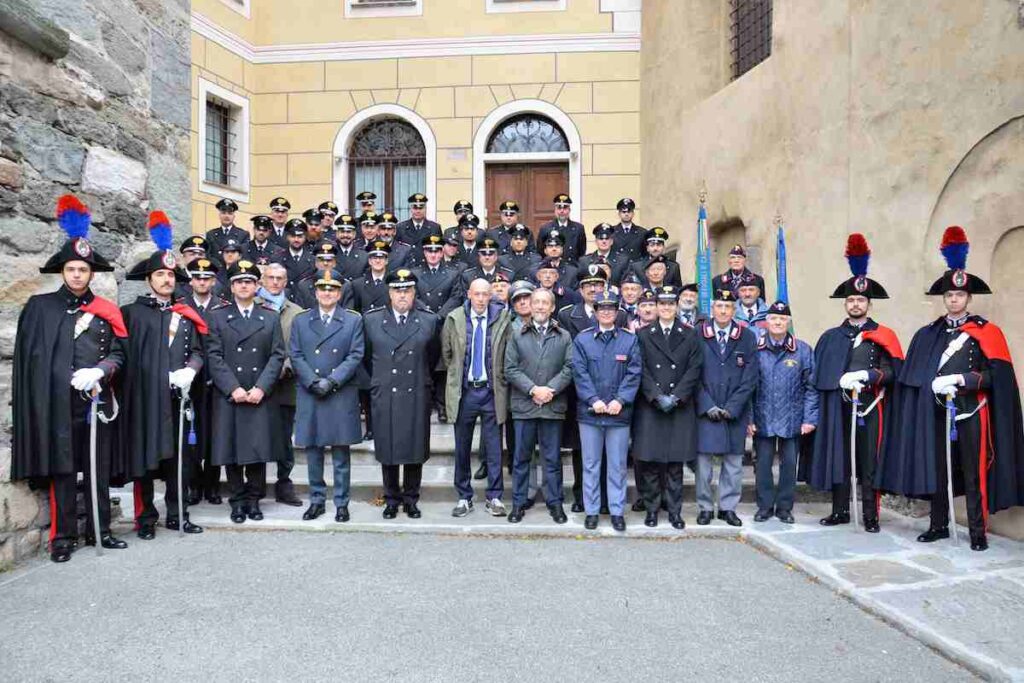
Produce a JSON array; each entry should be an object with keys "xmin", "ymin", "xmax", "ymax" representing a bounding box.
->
[{"xmin": 218, "ymin": 463, "xmax": 829, "ymax": 504}]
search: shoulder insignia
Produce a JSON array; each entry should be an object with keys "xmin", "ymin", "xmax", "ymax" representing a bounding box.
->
[
  {"xmin": 559, "ymin": 303, "xmax": 574, "ymax": 312},
  {"xmin": 346, "ymin": 308, "xmax": 362, "ymax": 317}
]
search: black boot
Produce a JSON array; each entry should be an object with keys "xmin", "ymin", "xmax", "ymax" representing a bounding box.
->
[
  {"xmin": 970, "ymin": 529, "xmax": 988, "ymax": 551},
  {"xmin": 819, "ymin": 512, "xmax": 850, "ymax": 526},
  {"xmin": 50, "ymin": 541, "xmax": 74, "ymax": 563},
  {"xmin": 916, "ymin": 526, "xmax": 949, "ymax": 543}
]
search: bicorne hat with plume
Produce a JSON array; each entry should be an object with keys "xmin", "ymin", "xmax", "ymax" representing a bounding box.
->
[
  {"xmin": 40, "ymin": 195, "xmax": 115, "ymax": 273},
  {"xmin": 926, "ymin": 226, "xmax": 992, "ymax": 295},
  {"xmin": 830, "ymin": 233, "xmax": 889, "ymax": 299}
]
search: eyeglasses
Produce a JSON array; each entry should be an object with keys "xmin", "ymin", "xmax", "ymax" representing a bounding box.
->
[{"xmin": 501, "ymin": 211, "xmax": 517, "ymax": 217}]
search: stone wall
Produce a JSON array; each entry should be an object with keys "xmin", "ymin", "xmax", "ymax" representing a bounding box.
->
[
  {"xmin": 0, "ymin": 0, "xmax": 191, "ymax": 569},
  {"xmin": 640, "ymin": 0, "xmax": 1024, "ymax": 538}
]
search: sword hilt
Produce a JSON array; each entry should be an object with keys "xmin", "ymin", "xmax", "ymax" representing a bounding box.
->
[{"xmin": 946, "ymin": 395, "xmax": 958, "ymax": 442}]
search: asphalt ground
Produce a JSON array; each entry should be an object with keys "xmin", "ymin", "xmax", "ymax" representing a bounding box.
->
[{"xmin": 0, "ymin": 530, "xmax": 972, "ymax": 681}]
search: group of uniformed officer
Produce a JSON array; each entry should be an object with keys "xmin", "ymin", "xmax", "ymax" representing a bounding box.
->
[{"xmin": 11, "ymin": 191, "xmax": 1024, "ymax": 562}]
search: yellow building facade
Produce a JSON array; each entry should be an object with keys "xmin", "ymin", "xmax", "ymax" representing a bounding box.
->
[{"xmin": 190, "ymin": 0, "xmax": 642, "ymax": 234}]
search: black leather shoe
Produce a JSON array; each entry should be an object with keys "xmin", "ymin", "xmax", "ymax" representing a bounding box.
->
[
  {"xmin": 230, "ymin": 506, "xmax": 246, "ymax": 524},
  {"xmin": 970, "ymin": 531, "xmax": 988, "ymax": 551},
  {"xmin": 717, "ymin": 510, "xmax": 742, "ymax": 527},
  {"xmin": 85, "ymin": 534, "xmax": 128, "ymax": 549},
  {"xmin": 916, "ymin": 527, "xmax": 950, "ymax": 543},
  {"xmin": 363, "ymin": 429, "xmax": 374, "ymax": 442},
  {"xmin": 669, "ymin": 514, "xmax": 685, "ymax": 530},
  {"xmin": 303, "ymin": 503, "xmax": 326, "ymax": 521},
  {"xmin": 631, "ymin": 499, "xmax": 646, "ymax": 512},
  {"xmin": 437, "ymin": 411, "xmax": 448, "ymax": 424},
  {"xmin": 864, "ymin": 518, "xmax": 880, "ymax": 533},
  {"xmin": 584, "ymin": 515, "xmax": 599, "ymax": 530},
  {"xmin": 549, "ymin": 505, "xmax": 568, "ymax": 524},
  {"xmin": 776, "ymin": 510, "xmax": 795, "ymax": 524},
  {"xmin": 611, "ymin": 515, "xmax": 626, "ymax": 532},
  {"xmin": 335, "ymin": 506, "xmax": 350, "ymax": 523},
  {"xmin": 600, "ymin": 505, "xmax": 610, "ymax": 515},
  {"xmin": 754, "ymin": 509, "xmax": 773, "ymax": 522},
  {"xmin": 382, "ymin": 504, "xmax": 398, "ymax": 519},
  {"xmin": 473, "ymin": 462, "xmax": 488, "ymax": 480},
  {"xmin": 165, "ymin": 518, "xmax": 204, "ymax": 534},
  {"xmin": 571, "ymin": 500, "xmax": 584, "ymax": 513},
  {"xmin": 185, "ymin": 493, "xmax": 202, "ymax": 506},
  {"xmin": 644, "ymin": 511, "xmax": 658, "ymax": 527},
  {"xmin": 137, "ymin": 524, "xmax": 156, "ymax": 540},
  {"xmin": 403, "ymin": 503, "xmax": 421, "ymax": 519},
  {"xmin": 206, "ymin": 493, "xmax": 223, "ymax": 505},
  {"xmin": 247, "ymin": 504, "xmax": 264, "ymax": 521},
  {"xmin": 276, "ymin": 489, "xmax": 304, "ymax": 507},
  {"xmin": 696, "ymin": 510, "xmax": 713, "ymax": 525},
  {"xmin": 819, "ymin": 512, "xmax": 851, "ymax": 526},
  {"xmin": 522, "ymin": 498, "xmax": 535, "ymax": 511},
  {"xmin": 507, "ymin": 506, "xmax": 524, "ymax": 523},
  {"xmin": 50, "ymin": 544, "xmax": 73, "ymax": 563}
]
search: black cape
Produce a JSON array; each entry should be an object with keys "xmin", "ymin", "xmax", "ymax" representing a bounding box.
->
[
  {"xmin": 800, "ymin": 320, "xmax": 902, "ymax": 490},
  {"xmin": 12, "ymin": 290, "xmax": 125, "ymax": 484},
  {"xmin": 875, "ymin": 317, "xmax": 1024, "ymax": 514},
  {"xmin": 117, "ymin": 298, "xmax": 203, "ymax": 480}
]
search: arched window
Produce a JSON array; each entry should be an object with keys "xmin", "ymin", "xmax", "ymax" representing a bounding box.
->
[
  {"xmin": 348, "ymin": 118, "xmax": 426, "ymax": 220},
  {"xmin": 486, "ymin": 114, "xmax": 569, "ymax": 154}
]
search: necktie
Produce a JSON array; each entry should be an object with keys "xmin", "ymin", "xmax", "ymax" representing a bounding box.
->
[
  {"xmin": 718, "ymin": 330, "xmax": 727, "ymax": 354},
  {"xmin": 322, "ymin": 313, "xmax": 330, "ymax": 326},
  {"xmin": 471, "ymin": 315, "xmax": 485, "ymax": 382},
  {"xmin": 399, "ymin": 314, "xmax": 407, "ymax": 326},
  {"xmin": 374, "ymin": 279, "xmax": 381, "ymax": 286},
  {"xmin": 664, "ymin": 327, "xmax": 671, "ymax": 338},
  {"xmin": 243, "ymin": 309, "xmax": 250, "ymax": 320},
  {"xmin": 748, "ymin": 307, "xmax": 755, "ymax": 319}
]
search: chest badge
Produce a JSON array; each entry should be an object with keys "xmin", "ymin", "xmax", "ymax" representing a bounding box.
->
[{"xmin": 736, "ymin": 353, "xmax": 745, "ymax": 367}]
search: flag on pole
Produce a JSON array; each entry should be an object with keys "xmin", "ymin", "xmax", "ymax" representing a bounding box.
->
[
  {"xmin": 776, "ymin": 222, "xmax": 789, "ymax": 304},
  {"xmin": 696, "ymin": 200, "xmax": 712, "ymax": 316}
]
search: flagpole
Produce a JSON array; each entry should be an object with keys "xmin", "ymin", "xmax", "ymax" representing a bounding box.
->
[{"xmin": 696, "ymin": 185, "xmax": 712, "ymax": 317}]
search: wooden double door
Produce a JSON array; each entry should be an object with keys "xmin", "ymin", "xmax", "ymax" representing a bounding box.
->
[{"xmin": 484, "ymin": 162, "xmax": 569, "ymax": 240}]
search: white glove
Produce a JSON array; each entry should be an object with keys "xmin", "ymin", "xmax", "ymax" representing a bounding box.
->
[
  {"xmin": 931, "ymin": 374, "xmax": 962, "ymax": 396},
  {"xmin": 70, "ymin": 367, "xmax": 104, "ymax": 392},
  {"xmin": 169, "ymin": 368, "xmax": 197, "ymax": 392},
  {"xmin": 839, "ymin": 370, "xmax": 869, "ymax": 391}
]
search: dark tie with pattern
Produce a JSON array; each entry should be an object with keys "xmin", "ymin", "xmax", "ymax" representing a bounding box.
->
[{"xmin": 718, "ymin": 330, "xmax": 727, "ymax": 354}]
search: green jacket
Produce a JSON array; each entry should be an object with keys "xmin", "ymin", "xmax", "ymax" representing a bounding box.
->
[{"xmin": 441, "ymin": 302, "xmax": 511, "ymax": 424}]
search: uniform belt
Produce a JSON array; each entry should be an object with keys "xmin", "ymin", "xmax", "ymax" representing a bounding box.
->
[
  {"xmin": 466, "ymin": 380, "xmax": 489, "ymax": 389},
  {"xmin": 955, "ymin": 397, "xmax": 987, "ymax": 422}
]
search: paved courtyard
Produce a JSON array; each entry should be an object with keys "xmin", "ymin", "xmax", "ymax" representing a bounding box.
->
[{"xmin": 0, "ymin": 529, "xmax": 973, "ymax": 682}]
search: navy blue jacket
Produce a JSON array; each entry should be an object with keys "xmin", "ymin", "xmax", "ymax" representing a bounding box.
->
[
  {"xmin": 695, "ymin": 320, "xmax": 759, "ymax": 454},
  {"xmin": 571, "ymin": 326, "xmax": 642, "ymax": 427},
  {"xmin": 752, "ymin": 333, "xmax": 819, "ymax": 438}
]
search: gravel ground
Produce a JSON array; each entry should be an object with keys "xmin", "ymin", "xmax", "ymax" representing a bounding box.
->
[{"xmin": 0, "ymin": 529, "xmax": 973, "ymax": 682}]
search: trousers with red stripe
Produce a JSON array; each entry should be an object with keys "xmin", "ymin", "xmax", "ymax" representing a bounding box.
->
[
  {"xmin": 930, "ymin": 404, "xmax": 985, "ymax": 534},
  {"xmin": 49, "ymin": 396, "xmax": 112, "ymax": 546},
  {"xmin": 831, "ymin": 395, "xmax": 881, "ymax": 521}
]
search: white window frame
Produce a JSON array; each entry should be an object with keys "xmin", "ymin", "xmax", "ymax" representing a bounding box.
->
[
  {"xmin": 198, "ymin": 78, "xmax": 250, "ymax": 203},
  {"xmin": 332, "ymin": 104, "xmax": 437, "ymax": 221},
  {"xmin": 345, "ymin": 0, "xmax": 423, "ymax": 19},
  {"xmin": 220, "ymin": 0, "xmax": 251, "ymax": 19},
  {"xmin": 486, "ymin": 0, "xmax": 566, "ymax": 13},
  {"xmin": 472, "ymin": 99, "xmax": 581, "ymax": 223}
]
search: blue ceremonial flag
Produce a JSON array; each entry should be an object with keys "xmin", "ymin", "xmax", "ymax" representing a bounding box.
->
[
  {"xmin": 696, "ymin": 202, "xmax": 712, "ymax": 316},
  {"xmin": 776, "ymin": 223, "xmax": 789, "ymax": 304}
]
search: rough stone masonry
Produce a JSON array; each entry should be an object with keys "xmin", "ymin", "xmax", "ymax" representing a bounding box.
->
[{"xmin": 0, "ymin": 0, "xmax": 191, "ymax": 568}]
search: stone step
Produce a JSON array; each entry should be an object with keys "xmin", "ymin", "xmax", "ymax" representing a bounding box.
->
[{"xmin": 218, "ymin": 464, "xmax": 829, "ymax": 503}]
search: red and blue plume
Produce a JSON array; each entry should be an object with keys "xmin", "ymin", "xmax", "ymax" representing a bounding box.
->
[
  {"xmin": 940, "ymin": 225, "xmax": 969, "ymax": 271},
  {"xmin": 56, "ymin": 194, "xmax": 91, "ymax": 240},
  {"xmin": 147, "ymin": 211, "xmax": 174, "ymax": 251},
  {"xmin": 844, "ymin": 233, "xmax": 870, "ymax": 277}
]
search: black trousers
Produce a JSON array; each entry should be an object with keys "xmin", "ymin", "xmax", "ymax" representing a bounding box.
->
[
  {"xmin": 381, "ymin": 464, "xmax": 423, "ymax": 507},
  {"xmin": 930, "ymin": 406, "xmax": 985, "ymax": 533},
  {"xmin": 49, "ymin": 396, "xmax": 112, "ymax": 546},
  {"xmin": 639, "ymin": 461, "xmax": 684, "ymax": 516},
  {"xmin": 226, "ymin": 463, "xmax": 267, "ymax": 508},
  {"xmin": 831, "ymin": 398, "xmax": 880, "ymax": 520},
  {"xmin": 136, "ymin": 456, "xmax": 191, "ymax": 527},
  {"xmin": 262, "ymin": 404, "xmax": 295, "ymax": 500}
]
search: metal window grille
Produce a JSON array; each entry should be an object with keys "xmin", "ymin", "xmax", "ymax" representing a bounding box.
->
[
  {"xmin": 729, "ymin": 0, "xmax": 773, "ymax": 80},
  {"xmin": 205, "ymin": 100, "xmax": 238, "ymax": 187},
  {"xmin": 486, "ymin": 114, "xmax": 569, "ymax": 154},
  {"xmin": 348, "ymin": 119, "xmax": 426, "ymax": 221}
]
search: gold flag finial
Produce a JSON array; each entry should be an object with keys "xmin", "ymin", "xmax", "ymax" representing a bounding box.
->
[
  {"xmin": 773, "ymin": 210, "xmax": 783, "ymax": 229},
  {"xmin": 698, "ymin": 180, "xmax": 708, "ymax": 205}
]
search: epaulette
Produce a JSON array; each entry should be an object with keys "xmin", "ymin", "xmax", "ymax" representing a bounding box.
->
[
  {"xmin": 365, "ymin": 305, "xmax": 385, "ymax": 315},
  {"xmin": 559, "ymin": 303, "xmax": 574, "ymax": 312},
  {"xmin": 259, "ymin": 303, "xmax": 277, "ymax": 311},
  {"xmin": 346, "ymin": 308, "xmax": 362, "ymax": 317},
  {"xmin": 580, "ymin": 325, "xmax": 596, "ymax": 335}
]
